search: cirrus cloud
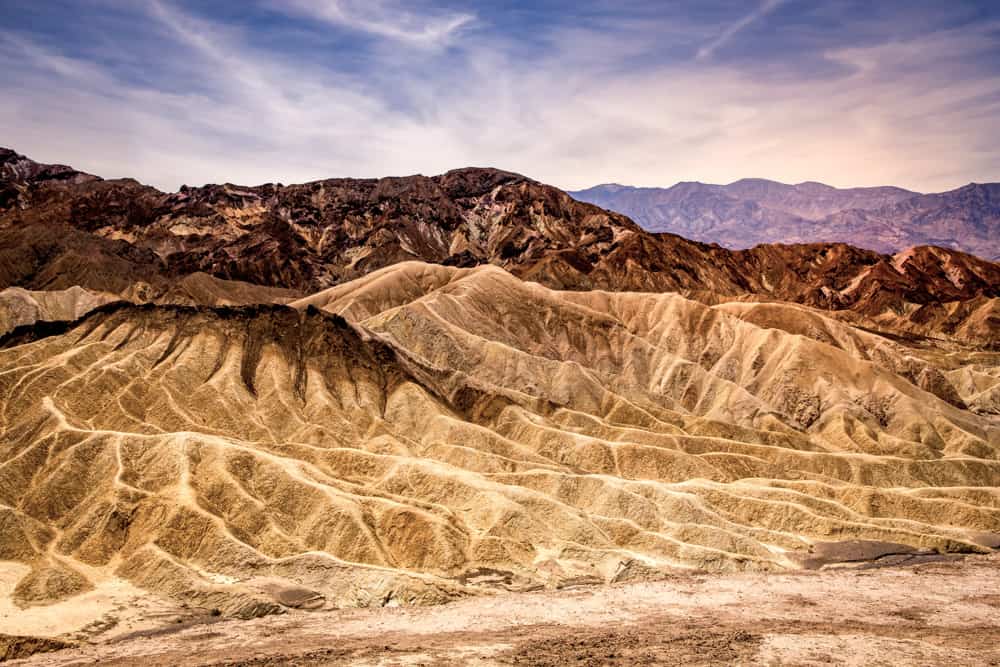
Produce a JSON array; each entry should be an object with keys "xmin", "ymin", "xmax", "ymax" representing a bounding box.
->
[{"xmin": 0, "ymin": 1, "xmax": 998, "ymax": 194}]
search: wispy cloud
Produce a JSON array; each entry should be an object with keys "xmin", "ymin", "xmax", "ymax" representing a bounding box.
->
[
  {"xmin": 274, "ymin": 0, "xmax": 474, "ymax": 49},
  {"xmin": 1, "ymin": 2, "xmax": 998, "ymax": 193},
  {"xmin": 696, "ymin": 0, "xmax": 784, "ymax": 61}
]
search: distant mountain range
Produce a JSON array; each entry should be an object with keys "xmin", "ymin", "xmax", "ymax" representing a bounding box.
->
[
  {"xmin": 570, "ymin": 179, "xmax": 1000, "ymax": 261},
  {"xmin": 3, "ymin": 146, "xmax": 998, "ymax": 334}
]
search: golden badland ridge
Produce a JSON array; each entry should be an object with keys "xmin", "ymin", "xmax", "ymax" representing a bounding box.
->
[{"xmin": 2, "ymin": 261, "xmax": 998, "ymax": 620}]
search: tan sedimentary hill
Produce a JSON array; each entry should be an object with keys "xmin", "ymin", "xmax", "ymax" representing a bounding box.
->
[
  {"xmin": 0, "ymin": 275, "xmax": 299, "ymax": 348},
  {"xmin": 157, "ymin": 272, "xmax": 303, "ymax": 308},
  {"xmin": 0, "ymin": 286, "xmax": 119, "ymax": 336},
  {"xmin": 0, "ymin": 269, "xmax": 300, "ymax": 338},
  {"xmin": 1, "ymin": 262, "xmax": 997, "ymax": 623}
]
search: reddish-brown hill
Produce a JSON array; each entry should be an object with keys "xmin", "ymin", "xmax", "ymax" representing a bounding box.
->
[{"xmin": 2, "ymin": 148, "xmax": 998, "ymax": 338}]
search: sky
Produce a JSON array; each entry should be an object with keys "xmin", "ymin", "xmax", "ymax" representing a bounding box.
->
[{"xmin": 1, "ymin": 1, "xmax": 998, "ymax": 193}]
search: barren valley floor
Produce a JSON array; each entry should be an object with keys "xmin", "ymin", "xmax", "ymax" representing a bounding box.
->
[{"xmin": 5, "ymin": 553, "xmax": 999, "ymax": 666}]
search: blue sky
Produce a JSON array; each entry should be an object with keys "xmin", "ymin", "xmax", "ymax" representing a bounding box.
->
[{"xmin": 1, "ymin": 1, "xmax": 998, "ymax": 192}]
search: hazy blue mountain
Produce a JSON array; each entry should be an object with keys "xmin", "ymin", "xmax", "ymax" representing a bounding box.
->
[{"xmin": 569, "ymin": 179, "xmax": 1000, "ymax": 261}]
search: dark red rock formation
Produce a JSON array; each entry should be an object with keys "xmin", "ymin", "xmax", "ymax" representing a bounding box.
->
[{"xmin": 2, "ymin": 147, "xmax": 997, "ymax": 335}]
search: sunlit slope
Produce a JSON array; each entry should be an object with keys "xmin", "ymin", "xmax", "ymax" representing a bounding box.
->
[
  {"xmin": 1, "ymin": 263, "xmax": 998, "ymax": 619},
  {"xmin": 0, "ymin": 286, "xmax": 119, "ymax": 336}
]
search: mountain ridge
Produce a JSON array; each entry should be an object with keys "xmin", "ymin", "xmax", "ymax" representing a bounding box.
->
[
  {"xmin": 571, "ymin": 178, "xmax": 998, "ymax": 261},
  {"xmin": 2, "ymin": 147, "xmax": 999, "ymax": 347}
]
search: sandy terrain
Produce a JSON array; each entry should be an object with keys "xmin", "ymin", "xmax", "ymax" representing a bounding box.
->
[
  {"xmin": 0, "ymin": 563, "xmax": 189, "ymax": 645},
  {"xmin": 4, "ymin": 553, "xmax": 998, "ymax": 666}
]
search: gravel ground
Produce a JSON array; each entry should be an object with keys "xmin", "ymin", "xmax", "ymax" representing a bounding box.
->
[{"xmin": 6, "ymin": 553, "xmax": 1000, "ymax": 666}]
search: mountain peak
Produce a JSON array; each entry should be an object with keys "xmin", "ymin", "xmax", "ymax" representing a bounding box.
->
[
  {"xmin": 951, "ymin": 181, "xmax": 1000, "ymax": 196},
  {"xmin": 726, "ymin": 177, "xmax": 787, "ymax": 187}
]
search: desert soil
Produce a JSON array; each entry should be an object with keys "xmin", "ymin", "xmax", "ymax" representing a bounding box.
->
[{"xmin": 4, "ymin": 553, "xmax": 999, "ymax": 666}]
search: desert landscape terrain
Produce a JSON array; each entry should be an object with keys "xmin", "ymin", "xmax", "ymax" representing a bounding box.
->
[
  {"xmin": 5, "ymin": 0, "xmax": 1000, "ymax": 663},
  {"xmin": 4, "ymin": 553, "xmax": 1000, "ymax": 666},
  {"xmin": 1, "ymin": 149, "xmax": 998, "ymax": 664}
]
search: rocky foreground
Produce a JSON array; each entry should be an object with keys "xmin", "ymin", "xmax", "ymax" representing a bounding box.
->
[{"xmin": 3, "ymin": 553, "xmax": 999, "ymax": 665}]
